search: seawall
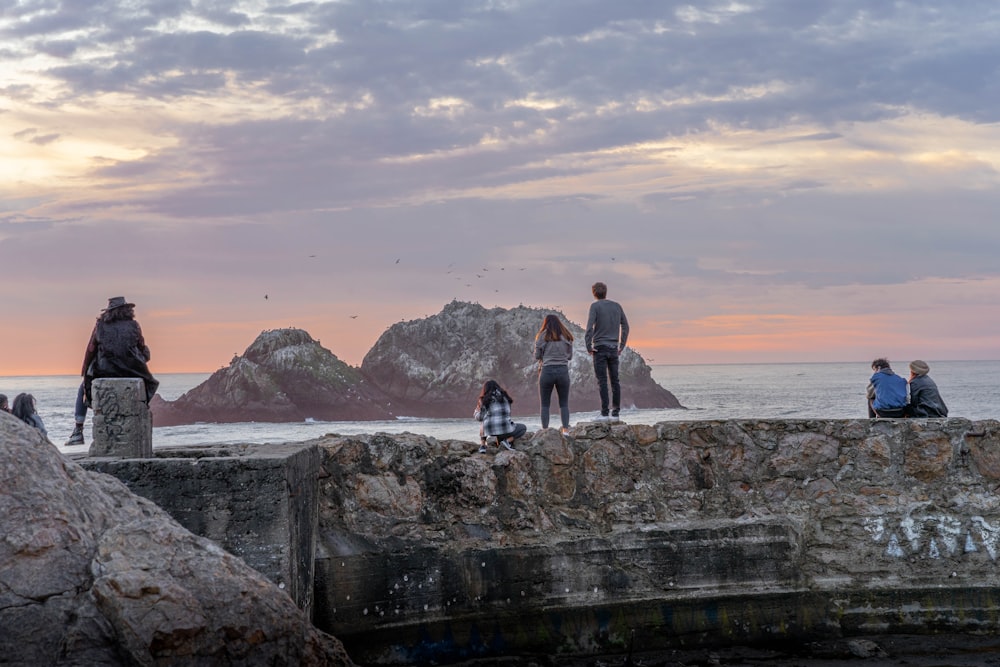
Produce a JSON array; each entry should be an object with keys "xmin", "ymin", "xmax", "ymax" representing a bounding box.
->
[{"xmin": 82, "ymin": 418, "xmax": 1000, "ymax": 664}]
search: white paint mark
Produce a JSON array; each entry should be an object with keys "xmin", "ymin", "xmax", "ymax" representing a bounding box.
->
[
  {"xmin": 900, "ymin": 516, "xmax": 921, "ymax": 552},
  {"xmin": 972, "ymin": 517, "xmax": 1000, "ymax": 560},
  {"xmin": 966, "ymin": 532, "xmax": 977, "ymax": 553},
  {"xmin": 928, "ymin": 538, "xmax": 940, "ymax": 559},
  {"xmin": 863, "ymin": 517, "xmax": 885, "ymax": 542},
  {"xmin": 886, "ymin": 533, "xmax": 905, "ymax": 558}
]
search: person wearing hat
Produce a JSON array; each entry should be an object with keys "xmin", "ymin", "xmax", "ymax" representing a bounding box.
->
[
  {"xmin": 866, "ymin": 358, "xmax": 908, "ymax": 418},
  {"xmin": 65, "ymin": 296, "xmax": 159, "ymax": 446},
  {"xmin": 906, "ymin": 360, "xmax": 948, "ymax": 418}
]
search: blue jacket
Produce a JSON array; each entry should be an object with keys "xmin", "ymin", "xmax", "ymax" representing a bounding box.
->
[{"xmin": 868, "ymin": 368, "xmax": 907, "ymax": 410}]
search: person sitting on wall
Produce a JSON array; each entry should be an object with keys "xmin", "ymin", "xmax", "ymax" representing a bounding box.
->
[
  {"xmin": 65, "ymin": 296, "xmax": 159, "ymax": 446},
  {"xmin": 866, "ymin": 358, "xmax": 908, "ymax": 418},
  {"xmin": 906, "ymin": 360, "xmax": 948, "ymax": 418}
]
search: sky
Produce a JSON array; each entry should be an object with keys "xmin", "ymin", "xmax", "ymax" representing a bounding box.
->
[{"xmin": 3, "ymin": 1, "xmax": 1000, "ymax": 375}]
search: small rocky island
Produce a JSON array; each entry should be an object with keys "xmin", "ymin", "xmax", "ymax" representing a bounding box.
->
[{"xmin": 152, "ymin": 301, "xmax": 682, "ymax": 426}]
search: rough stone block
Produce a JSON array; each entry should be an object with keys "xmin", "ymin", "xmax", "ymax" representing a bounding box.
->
[
  {"xmin": 89, "ymin": 378, "xmax": 152, "ymax": 458},
  {"xmin": 81, "ymin": 443, "xmax": 321, "ymax": 614}
]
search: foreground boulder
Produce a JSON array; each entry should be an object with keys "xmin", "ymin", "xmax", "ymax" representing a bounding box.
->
[
  {"xmin": 153, "ymin": 328, "xmax": 395, "ymax": 425},
  {"xmin": 0, "ymin": 412, "xmax": 353, "ymax": 666},
  {"xmin": 361, "ymin": 300, "xmax": 683, "ymax": 416}
]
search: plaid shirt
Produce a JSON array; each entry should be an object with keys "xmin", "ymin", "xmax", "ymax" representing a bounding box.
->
[{"xmin": 475, "ymin": 390, "xmax": 515, "ymax": 437}]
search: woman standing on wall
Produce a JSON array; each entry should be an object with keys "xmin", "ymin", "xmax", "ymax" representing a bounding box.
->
[{"xmin": 534, "ymin": 314, "xmax": 574, "ymax": 435}]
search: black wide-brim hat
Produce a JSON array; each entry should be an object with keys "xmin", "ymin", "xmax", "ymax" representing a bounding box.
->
[{"xmin": 104, "ymin": 296, "xmax": 135, "ymax": 311}]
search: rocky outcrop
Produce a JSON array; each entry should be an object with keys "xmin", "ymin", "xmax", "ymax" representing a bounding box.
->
[
  {"xmin": 153, "ymin": 303, "xmax": 682, "ymax": 425},
  {"xmin": 361, "ymin": 300, "xmax": 682, "ymax": 417},
  {"xmin": 153, "ymin": 328, "xmax": 395, "ymax": 426},
  {"xmin": 0, "ymin": 411, "xmax": 353, "ymax": 666}
]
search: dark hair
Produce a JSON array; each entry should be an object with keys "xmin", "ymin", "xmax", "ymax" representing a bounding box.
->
[
  {"xmin": 103, "ymin": 304, "xmax": 136, "ymax": 323},
  {"xmin": 12, "ymin": 393, "xmax": 36, "ymax": 424},
  {"xmin": 0, "ymin": 394, "xmax": 8, "ymax": 411},
  {"xmin": 536, "ymin": 314, "xmax": 574, "ymax": 343},
  {"xmin": 478, "ymin": 379, "xmax": 513, "ymax": 408},
  {"xmin": 592, "ymin": 282, "xmax": 608, "ymax": 299},
  {"xmin": 871, "ymin": 358, "xmax": 891, "ymax": 371}
]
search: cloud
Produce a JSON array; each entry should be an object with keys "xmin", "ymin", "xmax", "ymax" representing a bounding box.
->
[{"xmin": 2, "ymin": 0, "xmax": 1000, "ymax": 371}]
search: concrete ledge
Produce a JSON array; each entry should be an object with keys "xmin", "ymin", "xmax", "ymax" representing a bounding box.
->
[{"xmin": 80, "ymin": 442, "xmax": 320, "ymax": 614}]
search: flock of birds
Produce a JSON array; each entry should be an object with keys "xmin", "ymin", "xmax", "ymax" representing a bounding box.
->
[{"xmin": 248, "ymin": 254, "xmax": 664, "ymax": 367}]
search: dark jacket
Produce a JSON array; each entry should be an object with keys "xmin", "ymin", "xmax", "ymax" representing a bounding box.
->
[
  {"xmin": 84, "ymin": 319, "xmax": 159, "ymax": 402},
  {"xmin": 908, "ymin": 374, "xmax": 948, "ymax": 417}
]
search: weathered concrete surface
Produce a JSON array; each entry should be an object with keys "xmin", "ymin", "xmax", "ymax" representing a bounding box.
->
[
  {"xmin": 0, "ymin": 411, "xmax": 353, "ymax": 666},
  {"xmin": 310, "ymin": 418, "xmax": 1000, "ymax": 664},
  {"xmin": 82, "ymin": 442, "xmax": 321, "ymax": 614},
  {"xmin": 90, "ymin": 377, "xmax": 152, "ymax": 457}
]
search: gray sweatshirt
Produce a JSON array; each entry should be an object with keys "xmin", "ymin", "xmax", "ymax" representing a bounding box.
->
[
  {"xmin": 585, "ymin": 298, "xmax": 629, "ymax": 352},
  {"xmin": 535, "ymin": 338, "xmax": 574, "ymax": 367}
]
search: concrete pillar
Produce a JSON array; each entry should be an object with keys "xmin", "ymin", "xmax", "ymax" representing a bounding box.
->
[{"xmin": 89, "ymin": 378, "xmax": 152, "ymax": 458}]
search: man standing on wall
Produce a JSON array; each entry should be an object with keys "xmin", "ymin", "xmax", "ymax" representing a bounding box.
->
[{"xmin": 584, "ymin": 282, "xmax": 629, "ymax": 423}]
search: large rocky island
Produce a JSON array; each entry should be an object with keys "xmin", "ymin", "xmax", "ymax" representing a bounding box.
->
[{"xmin": 153, "ymin": 301, "xmax": 682, "ymax": 426}]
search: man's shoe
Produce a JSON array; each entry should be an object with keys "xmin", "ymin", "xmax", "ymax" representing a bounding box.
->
[
  {"xmin": 478, "ymin": 444, "xmax": 488, "ymax": 454},
  {"xmin": 65, "ymin": 425, "xmax": 84, "ymax": 446},
  {"xmin": 500, "ymin": 440, "xmax": 514, "ymax": 450},
  {"xmin": 560, "ymin": 427, "xmax": 570, "ymax": 436}
]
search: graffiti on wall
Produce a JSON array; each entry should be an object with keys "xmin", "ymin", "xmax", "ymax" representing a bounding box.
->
[{"xmin": 863, "ymin": 513, "xmax": 1000, "ymax": 560}]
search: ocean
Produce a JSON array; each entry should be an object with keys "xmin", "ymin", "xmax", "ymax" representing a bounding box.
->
[{"xmin": 3, "ymin": 360, "xmax": 998, "ymax": 454}]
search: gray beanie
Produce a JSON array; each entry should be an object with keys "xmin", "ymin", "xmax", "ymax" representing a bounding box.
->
[{"xmin": 909, "ymin": 360, "xmax": 930, "ymax": 376}]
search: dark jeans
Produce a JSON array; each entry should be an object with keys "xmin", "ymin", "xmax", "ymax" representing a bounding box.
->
[
  {"xmin": 592, "ymin": 345, "xmax": 621, "ymax": 416},
  {"xmin": 539, "ymin": 365, "xmax": 571, "ymax": 429},
  {"xmin": 868, "ymin": 400, "xmax": 906, "ymax": 418},
  {"xmin": 498, "ymin": 423, "xmax": 527, "ymax": 442}
]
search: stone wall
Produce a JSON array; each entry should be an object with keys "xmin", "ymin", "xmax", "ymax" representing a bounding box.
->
[
  {"xmin": 80, "ymin": 418, "xmax": 1000, "ymax": 665},
  {"xmin": 311, "ymin": 419, "xmax": 1000, "ymax": 664}
]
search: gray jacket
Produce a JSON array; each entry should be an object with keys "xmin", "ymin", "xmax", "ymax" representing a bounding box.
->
[{"xmin": 908, "ymin": 374, "xmax": 948, "ymax": 417}]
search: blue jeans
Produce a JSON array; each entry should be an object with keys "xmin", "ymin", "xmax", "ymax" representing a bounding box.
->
[
  {"xmin": 539, "ymin": 365, "xmax": 571, "ymax": 429},
  {"xmin": 74, "ymin": 382, "xmax": 88, "ymax": 424},
  {"xmin": 592, "ymin": 345, "xmax": 620, "ymax": 416}
]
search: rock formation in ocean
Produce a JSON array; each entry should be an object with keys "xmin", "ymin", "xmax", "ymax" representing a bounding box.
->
[
  {"xmin": 361, "ymin": 300, "xmax": 683, "ymax": 417},
  {"xmin": 152, "ymin": 328, "xmax": 395, "ymax": 426},
  {"xmin": 152, "ymin": 302, "xmax": 682, "ymax": 425},
  {"xmin": 0, "ymin": 412, "xmax": 354, "ymax": 666}
]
